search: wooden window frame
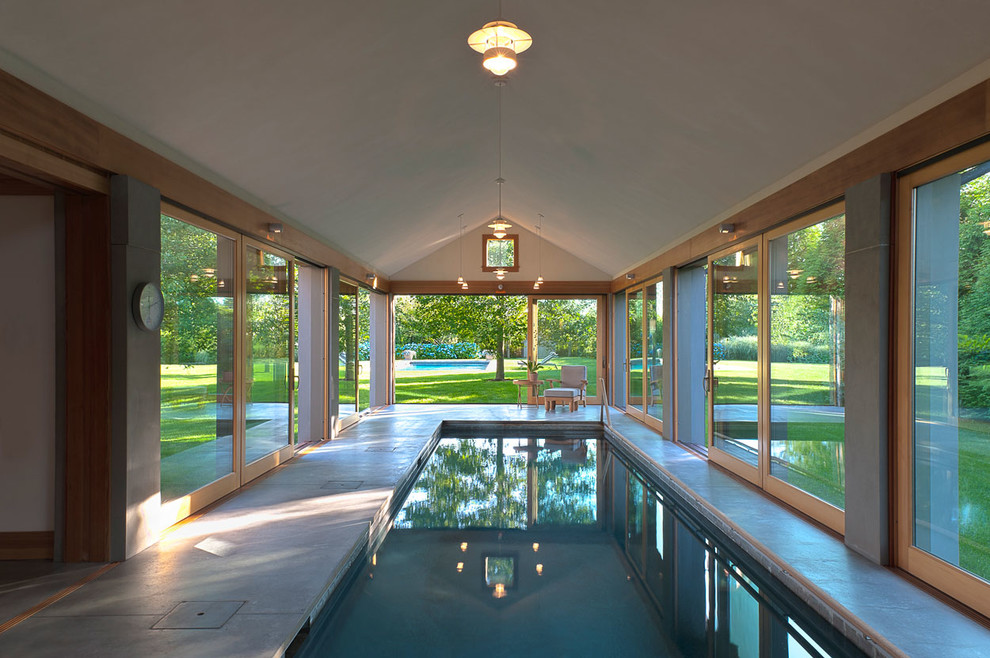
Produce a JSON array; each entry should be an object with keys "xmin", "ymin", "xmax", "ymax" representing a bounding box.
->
[
  {"xmin": 528, "ymin": 295, "xmax": 606, "ymax": 405},
  {"xmin": 481, "ymin": 234, "xmax": 520, "ymax": 272},
  {"xmin": 242, "ymin": 237, "xmax": 297, "ymax": 482},
  {"xmin": 894, "ymin": 139, "xmax": 990, "ymax": 619},
  {"xmin": 622, "ymin": 276, "xmax": 665, "ymax": 434},
  {"xmin": 700, "ymin": 203, "xmax": 847, "ymax": 534}
]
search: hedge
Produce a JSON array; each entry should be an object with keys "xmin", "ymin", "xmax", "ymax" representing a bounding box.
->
[
  {"xmin": 394, "ymin": 342, "xmax": 481, "ymax": 360},
  {"xmin": 718, "ymin": 335, "xmax": 834, "ymax": 364}
]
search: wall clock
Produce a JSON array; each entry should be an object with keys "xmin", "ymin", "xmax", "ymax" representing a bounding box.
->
[{"xmin": 132, "ymin": 282, "xmax": 165, "ymax": 331}]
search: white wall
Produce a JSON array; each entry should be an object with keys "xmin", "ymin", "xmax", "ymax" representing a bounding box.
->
[
  {"xmin": 390, "ymin": 222, "xmax": 611, "ymax": 281},
  {"xmin": 0, "ymin": 195, "xmax": 55, "ymax": 532}
]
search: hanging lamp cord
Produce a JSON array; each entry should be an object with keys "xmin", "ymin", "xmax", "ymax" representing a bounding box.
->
[{"xmin": 497, "ymin": 81, "xmax": 503, "ymax": 218}]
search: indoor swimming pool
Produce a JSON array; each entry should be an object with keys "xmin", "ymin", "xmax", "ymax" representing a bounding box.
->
[{"xmin": 293, "ymin": 431, "xmax": 865, "ymax": 657}]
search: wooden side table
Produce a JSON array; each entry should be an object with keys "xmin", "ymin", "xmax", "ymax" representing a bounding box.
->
[{"xmin": 511, "ymin": 379, "xmax": 542, "ymax": 408}]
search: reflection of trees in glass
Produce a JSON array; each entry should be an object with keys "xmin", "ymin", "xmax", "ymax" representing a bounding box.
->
[
  {"xmin": 161, "ymin": 215, "xmax": 229, "ymax": 364},
  {"xmin": 628, "ymin": 292, "xmax": 643, "ymax": 359}
]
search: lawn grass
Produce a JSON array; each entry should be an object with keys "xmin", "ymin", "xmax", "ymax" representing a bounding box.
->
[
  {"xmin": 160, "ymin": 358, "xmax": 990, "ymax": 580},
  {"xmin": 394, "ymin": 357, "xmax": 598, "ymax": 404},
  {"xmin": 161, "ymin": 360, "xmax": 292, "ymax": 459}
]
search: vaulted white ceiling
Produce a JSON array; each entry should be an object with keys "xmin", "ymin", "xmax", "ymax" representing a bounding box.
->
[{"xmin": 3, "ymin": 1, "xmax": 990, "ymax": 276}]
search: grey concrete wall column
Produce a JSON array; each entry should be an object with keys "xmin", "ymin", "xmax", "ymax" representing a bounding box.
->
[
  {"xmin": 843, "ymin": 173, "xmax": 892, "ymax": 565},
  {"xmin": 661, "ymin": 267, "xmax": 675, "ymax": 438},
  {"xmin": 328, "ymin": 268, "xmax": 340, "ymax": 437},
  {"xmin": 369, "ymin": 292, "xmax": 388, "ymax": 407},
  {"xmin": 612, "ymin": 292, "xmax": 627, "ymax": 408},
  {"xmin": 108, "ymin": 175, "xmax": 162, "ymax": 561}
]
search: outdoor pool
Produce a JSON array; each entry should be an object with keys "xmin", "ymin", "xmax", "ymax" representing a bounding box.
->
[
  {"xmin": 293, "ymin": 429, "xmax": 864, "ymax": 657},
  {"xmin": 396, "ymin": 359, "xmax": 493, "ymax": 372}
]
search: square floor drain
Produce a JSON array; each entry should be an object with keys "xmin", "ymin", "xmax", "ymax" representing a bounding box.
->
[
  {"xmin": 321, "ymin": 480, "xmax": 363, "ymax": 490},
  {"xmin": 365, "ymin": 447, "xmax": 396, "ymax": 452},
  {"xmin": 152, "ymin": 601, "xmax": 245, "ymax": 629}
]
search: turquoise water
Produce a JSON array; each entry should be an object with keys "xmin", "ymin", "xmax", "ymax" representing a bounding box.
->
[
  {"xmin": 295, "ymin": 434, "xmax": 864, "ymax": 657},
  {"xmin": 402, "ymin": 360, "xmax": 491, "ymax": 371}
]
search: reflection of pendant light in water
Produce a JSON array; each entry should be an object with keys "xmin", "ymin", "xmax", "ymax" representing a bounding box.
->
[
  {"xmin": 534, "ymin": 214, "xmax": 544, "ymax": 290},
  {"xmin": 455, "ymin": 214, "xmax": 468, "ymax": 290}
]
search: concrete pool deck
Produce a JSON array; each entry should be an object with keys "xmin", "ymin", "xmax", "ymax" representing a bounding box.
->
[{"xmin": 0, "ymin": 404, "xmax": 988, "ymax": 656}]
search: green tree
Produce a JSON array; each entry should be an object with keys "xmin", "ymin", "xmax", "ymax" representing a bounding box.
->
[{"xmin": 396, "ymin": 295, "xmax": 527, "ymax": 380}]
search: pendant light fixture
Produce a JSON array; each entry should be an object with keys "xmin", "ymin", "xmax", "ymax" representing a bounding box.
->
[{"xmin": 467, "ymin": 2, "xmax": 532, "ymax": 77}]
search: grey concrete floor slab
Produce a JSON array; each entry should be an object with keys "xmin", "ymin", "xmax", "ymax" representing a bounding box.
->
[{"xmin": 0, "ymin": 404, "xmax": 987, "ymax": 657}]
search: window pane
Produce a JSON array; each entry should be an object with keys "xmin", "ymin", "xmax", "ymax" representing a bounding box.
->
[
  {"xmin": 245, "ymin": 246, "xmax": 292, "ymax": 463},
  {"xmin": 712, "ymin": 245, "xmax": 759, "ymax": 466},
  {"xmin": 534, "ymin": 298, "xmax": 598, "ymax": 397},
  {"xmin": 628, "ymin": 290, "xmax": 644, "ymax": 411},
  {"xmin": 338, "ymin": 280, "xmax": 358, "ymax": 416},
  {"xmin": 486, "ymin": 238, "xmax": 515, "ymax": 268},
  {"xmin": 913, "ymin": 162, "xmax": 990, "ymax": 582},
  {"xmin": 358, "ymin": 288, "xmax": 370, "ymax": 411},
  {"xmin": 768, "ymin": 214, "xmax": 846, "ymax": 509},
  {"xmin": 160, "ymin": 216, "xmax": 234, "ymax": 501},
  {"xmin": 645, "ymin": 280, "xmax": 663, "ymax": 422}
]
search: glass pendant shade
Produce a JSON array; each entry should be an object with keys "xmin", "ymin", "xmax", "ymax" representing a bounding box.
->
[{"xmin": 468, "ymin": 21, "xmax": 532, "ymax": 76}]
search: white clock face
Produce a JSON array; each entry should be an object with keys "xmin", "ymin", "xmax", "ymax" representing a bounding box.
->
[{"xmin": 134, "ymin": 283, "xmax": 164, "ymax": 331}]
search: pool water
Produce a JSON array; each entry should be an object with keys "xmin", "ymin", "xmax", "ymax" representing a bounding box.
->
[
  {"xmin": 295, "ymin": 434, "xmax": 865, "ymax": 657},
  {"xmin": 398, "ymin": 359, "xmax": 492, "ymax": 372}
]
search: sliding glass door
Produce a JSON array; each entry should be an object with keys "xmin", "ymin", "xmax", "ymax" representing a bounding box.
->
[
  {"xmin": 708, "ymin": 240, "xmax": 761, "ymax": 479},
  {"xmin": 160, "ymin": 210, "xmax": 328, "ymax": 525},
  {"xmin": 160, "ymin": 214, "xmax": 238, "ymax": 509},
  {"xmin": 700, "ymin": 207, "xmax": 845, "ymax": 531},
  {"xmin": 624, "ymin": 279, "xmax": 664, "ymax": 431},
  {"xmin": 896, "ymin": 145, "xmax": 990, "ymax": 618},
  {"xmin": 532, "ymin": 296, "xmax": 603, "ymax": 403},
  {"xmin": 244, "ymin": 241, "xmax": 295, "ymax": 476},
  {"xmin": 627, "ymin": 289, "xmax": 644, "ymax": 412}
]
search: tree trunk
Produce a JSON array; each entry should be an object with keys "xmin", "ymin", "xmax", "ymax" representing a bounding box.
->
[{"xmin": 494, "ymin": 333, "xmax": 506, "ymax": 380}]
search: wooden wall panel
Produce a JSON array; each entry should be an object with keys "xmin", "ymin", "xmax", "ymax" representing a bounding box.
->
[
  {"xmin": 389, "ymin": 280, "xmax": 611, "ymax": 296},
  {"xmin": 0, "ymin": 531, "xmax": 54, "ymax": 559},
  {"xmin": 613, "ymin": 80, "xmax": 990, "ymax": 291},
  {"xmin": 64, "ymin": 194, "xmax": 111, "ymax": 562}
]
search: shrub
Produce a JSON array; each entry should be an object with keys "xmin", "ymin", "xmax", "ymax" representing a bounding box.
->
[
  {"xmin": 394, "ymin": 342, "xmax": 481, "ymax": 360},
  {"xmin": 719, "ymin": 335, "xmax": 833, "ymax": 363}
]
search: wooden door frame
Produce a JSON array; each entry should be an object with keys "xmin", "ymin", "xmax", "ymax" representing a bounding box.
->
[
  {"xmin": 893, "ymin": 140, "xmax": 990, "ymax": 618},
  {"xmin": 706, "ymin": 236, "xmax": 763, "ymax": 486},
  {"xmin": 158, "ymin": 204, "xmax": 243, "ymax": 527},
  {"xmin": 242, "ymin": 237, "xmax": 296, "ymax": 484},
  {"xmin": 528, "ymin": 294, "xmax": 607, "ymax": 405},
  {"xmin": 761, "ymin": 203, "xmax": 847, "ymax": 534}
]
